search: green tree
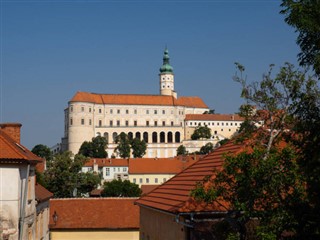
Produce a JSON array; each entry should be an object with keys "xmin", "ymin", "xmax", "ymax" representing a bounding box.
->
[
  {"xmin": 191, "ymin": 126, "xmax": 212, "ymax": 140},
  {"xmin": 199, "ymin": 142, "xmax": 214, "ymax": 154},
  {"xmin": 43, "ymin": 152, "xmax": 100, "ymax": 198},
  {"xmin": 31, "ymin": 144, "xmax": 53, "ymax": 162},
  {"xmin": 204, "ymin": 109, "xmax": 215, "ymax": 114},
  {"xmin": 101, "ymin": 179, "xmax": 142, "ymax": 197},
  {"xmin": 78, "ymin": 136, "xmax": 108, "ymax": 158},
  {"xmin": 192, "ymin": 63, "xmax": 316, "ymax": 239},
  {"xmin": 176, "ymin": 145, "xmax": 187, "ymax": 156},
  {"xmin": 281, "ymin": 0, "xmax": 320, "ymax": 75},
  {"xmin": 114, "ymin": 133, "xmax": 131, "ymax": 158},
  {"xmin": 131, "ymin": 138, "xmax": 147, "ymax": 158}
]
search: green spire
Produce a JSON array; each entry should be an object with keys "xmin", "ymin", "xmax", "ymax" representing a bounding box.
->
[{"xmin": 159, "ymin": 48, "xmax": 173, "ymax": 73}]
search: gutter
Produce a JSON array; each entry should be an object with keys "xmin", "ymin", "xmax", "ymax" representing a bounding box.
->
[{"xmin": 19, "ymin": 163, "xmax": 30, "ymax": 240}]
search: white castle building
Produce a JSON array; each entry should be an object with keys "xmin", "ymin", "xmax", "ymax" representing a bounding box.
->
[{"xmin": 61, "ymin": 49, "xmax": 243, "ymax": 157}]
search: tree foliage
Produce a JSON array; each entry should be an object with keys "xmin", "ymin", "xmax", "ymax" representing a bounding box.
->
[
  {"xmin": 176, "ymin": 145, "xmax": 187, "ymax": 156},
  {"xmin": 281, "ymin": 0, "xmax": 320, "ymax": 75},
  {"xmin": 192, "ymin": 63, "xmax": 320, "ymax": 239},
  {"xmin": 32, "ymin": 144, "xmax": 53, "ymax": 162},
  {"xmin": 101, "ymin": 179, "xmax": 142, "ymax": 197},
  {"xmin": 191, "ymin": 125, "xmax": 212, "ymax": 140},
  {"xmin": 78, "ymin": 136, "xmax": 108, "ymax": 158},
  {"xmin": 131, "ymin": 138, "xmax": 147, "ymax": 158},
  {"xmin": 43, "ymin": 152, "xmax": 101, "ymax": 198},
  {"xmin": 114, "ymin": 133, "xmax": 131, "ymax": 158},
  {"xmin": 199, "ymin": 142, "xmax": 214, "ymax": 154}
]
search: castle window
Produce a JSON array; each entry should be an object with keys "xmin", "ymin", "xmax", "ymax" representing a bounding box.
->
[
  {"xmin": 134, "ymin": 109, "xmax": 137, "ymax": 114},
  {"xmin": 217, "ymin": 122, "xmax": 220, "ymax": 126},
  {"xmin": 134, "ymin": 121, "xmax": 137, "ymax": 126},
  {"xmin": 155, "ymin": 178, "xmax": 158, "ymax": 183},
  {"xmin": 126, "ymin": 109, "xmax": 129, "ymax": 114},
  {"xmin": 126, "ymin": 121, "xmax": 129, "ymax": 126},
  {"xmin": 235, "ymin": 123, "xmax": 238, "ymax": 126},
  {"xmin": 81, "ymin": 106, "xmax": 84, "ymax": 112},
  {"xmin": 171, "ymin": 121, "xmax": 174, "ymax": 126},
  {"xmin": 221, "ymin": 129, "xmax": 223, "ymax": 131},
  {"xmin": 229, "ymin": 129, "xmax": 231, "ymax": 131},
  {"xmin": 70, "ymin": 106, "xmax": 73, "ymax": 112},
  {"xmin": 89, "ymin": 108, "xmax": 91, "ymax": 112},
  {"xmin": 70, "ymin": 118, "xmax": 73, "ymax": 125},
  {"xmin": 154, "ymin": 110, "xmax": 157, "ymax": 114},
  {"xmin": 162, "ymin": 121, "xmax": 165, "ymax": 126},
  {"xmin": 110, "ymin": 109, "xmax": 113, "ymax": 114},
  {"xmin": 146, "ymin": 121, "xmax": 149, "ymax": 126},
  {"xmin": 212, "ymin": 122, "xmax": 214, "ymax": 126},
  {"xmin": 89, "ymin": 119, "xmax": 92, "ymax": 125},
  {"xmin": 154, "ymin": 121, "xmax": 158, "ymax": 126},
  {"xmin": 162, "ymin": 110, "xmax": 165, "ymax": 114},
  {"xmin": 117, "ymin": 120, "xmax": 120, "ymax": 126},
  {"xmin": 146, "ymin": 178, "xmax": 149, "ymax": 183},
  {"xmin": 231, "ymin": 123, "xmax": 233, "ymax": 126},
  {"xmin": 106, "ymin": 168, "xmax": 110, "ymax": 176},
  {"xmin": 99, "ymin": 109, "xmax": 102, "ymax": 113},
  {"xmin": 146, "ymin": 110, "xmax": 149, "ymax": 114},
  {"xmin": 81, "ymin": 119, "xmax": 85, "ymax": 125},
  {"xmin": 110, "ymin": 120, "xmax": 113, "ymax": 126},
  {"xmin": 133, "ymin": 178, "xmax": 136, "ymax": 183},
  {"xmin": 222, "ymin": 122, "xmax": 224, "ymax": 126},
  {"xmin": 117, "ymin": 109, "xmax": 120, "ymax": 114},
  {"xmin": 190, "ymin": 122, "xmax": 192, "ymax": 126},
  {"xmin": 139, "ymin": 178, "xmax": 143, "ymax": 184},
  {"xmin": 226, "ymin": 123, "xmax": 228, "ymax": 126},
  {"xmin": 99, "ymin": 120, "xmax": 102, "ymax": 126}
]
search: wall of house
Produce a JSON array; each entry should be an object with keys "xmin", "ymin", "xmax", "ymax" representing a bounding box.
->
[
  {"xmin": 139, "ymin": 207, "xmax": 187, "ymax": 240},
  {"xmin": 36, "ymin": 201, "xmax": 50, "ymax": 240},
  {"xmin": 129, "ymin": 173, "xmax": 174, "ymax": 186},
  {"xmin": 50, "ymin": 230, "xmax": 139, "ymax": 240}
]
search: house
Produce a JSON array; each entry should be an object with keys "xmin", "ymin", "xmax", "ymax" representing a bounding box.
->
[
  {"xmin": 0, "ymin": 123, "xmax": 52, "ymax": 240},
  {"xmin": 82, "ymin": 158, "xmax": 129, "ymax": 182},
  {"xmin": 60, "ymin": 48, "xmax": 243, "ymax": 157},
  {"xmin": 49, "ymin": 198, "xmax": 140, "ymax": 240},
  {"xmin": 135, "ymin": 141, "xmax": 244, "ymax": 240},
  {"xmin": 128, "ymin": 155, "xmax": 203, "ymax": 186}
]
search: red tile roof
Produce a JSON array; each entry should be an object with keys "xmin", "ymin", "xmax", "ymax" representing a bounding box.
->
[
  {"xmin": 35, "ymin": 183, "xmax": 53, "ymax": 203},
  {"xmin": 84, "ymin": 158, "xmax": 129, "ymax": 167},
  {"xmin": 70, "ymin": 92, "xmax": 208, "ymax": 109},
  {"xmin": 49, "ymin": 198, "xmax": 139, "ymax": 229},
  {"xmin": 135, "ymin": 141, "xmax": 245, "ymax": 214},
  {"xmin": 129, "ymin": 155, "xmax": 203, "ymax": 174},
  {"xmin": 185, "ymin": 114, "xmax": 244, "ymax": 121},
  {"xmin": 0, "ymin": 129, "xmax": 43, "ymax": 163},
  {"xmin": 141, "ymin": 185, "xmax": 159, "ymax": 196}
]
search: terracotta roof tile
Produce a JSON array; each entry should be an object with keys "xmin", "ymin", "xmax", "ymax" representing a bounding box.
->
[
  {"xmin": 0, "ymin": 129, "xmax": 43, "ymax": 163},
  {"xmin": 70, "ymin": 92, "xmax": 208, "ymax": 109},
  {"xmin": 129, "ymin": 155, "xmax": 203, "ymax": 174},
  {"xmin": 135, "ymin": 141, "xmax": 246, "ymax": 213},
  {"xmin": 49, "ymin": 198, "xmax": 139, "ymax": 229},
  {"xmin": 35, "ymin": 183, "xmax": 53, "ymax": 203},
  {"xmin": 185, "ymin": 114, "xmax": 244, "ymax": 121},
  {"xmin": 141, "ymin": 185, "xmax": 159, "ymax": 196},
  {"xmin": 84, "ymin": 158, "xmax": 129, "ymax": 167}
]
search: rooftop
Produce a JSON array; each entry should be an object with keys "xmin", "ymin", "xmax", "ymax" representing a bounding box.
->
[{"xmin": 185, "ymin": 114, "xmax": 244, "ymax": 121}]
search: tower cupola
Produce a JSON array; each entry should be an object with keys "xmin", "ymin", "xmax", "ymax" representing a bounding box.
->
[{"xmin": 159, "ymin": 48, "xmax": 176, "ymax": 97}]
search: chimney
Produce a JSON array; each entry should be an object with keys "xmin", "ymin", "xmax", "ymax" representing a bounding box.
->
[{"xmin": 0, "ymin": 123, "xmax": 22, "ymax": 143}]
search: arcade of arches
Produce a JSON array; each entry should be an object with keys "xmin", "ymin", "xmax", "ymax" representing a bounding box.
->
[{"xmin": 96, "ymin": 131, "xmax": 181, "ymax": 144}]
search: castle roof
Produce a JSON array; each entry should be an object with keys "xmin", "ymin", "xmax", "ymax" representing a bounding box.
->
[
  {"xmin": 70, "ymin": 92, "xmax": 208, "ymax": 109},
  {"xmin": 185, "ymin": 113, "xmax": 244, "ymax": 121}
]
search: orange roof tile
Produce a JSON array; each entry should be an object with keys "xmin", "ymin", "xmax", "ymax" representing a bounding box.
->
[
  {"xmin": 129, "ymin": 155, "xmax": 203, "ymax": 174},
  {"xmin": 70, "ymin": 91, "xmax": 208, "ymax": 109},
  {"xmin": 135, "ymin": 141, "xmax": 246, "ymax": 214},
  {"xmin": 0, "ymin": 129, "xmax": 43, "ymax": 163},
  {"xmin": 185, "ymin": 114, "xmax": 244, "ymax": 121},
  {"xmin": 35, "ymin": 183, "xmax": 53, "ymax": 203},
  {"xmin": 84, "ymin": 158, "xmax": 129, "ymax": 167},
  {"xmin": 141, "ymin": 185, "xmax": 159, "ymax": 196},
  {"xmin": 49, "ymin": 198, "xmax": 139, "ymax": 229}
]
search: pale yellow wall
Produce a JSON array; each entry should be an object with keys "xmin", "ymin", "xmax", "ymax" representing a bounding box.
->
[
  {"xmin": 140, "ymin": 207, "xmax": 186, "ymax": 240},
  {"xmin": 129, "ymin": 173, "xmax": 174, "ymax": 186},
  {"xmin": 51, "ymin": 230, "xmax": 139, "ymax": 240}
]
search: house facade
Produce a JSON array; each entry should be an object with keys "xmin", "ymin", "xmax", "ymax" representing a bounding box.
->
[
  {"xmin": 61, "ymin": 49, "xmax": 243, "ymax": 158},
  {"xmin": 0, "ymin": 123, "xmax": 52, "ymax": 240}
]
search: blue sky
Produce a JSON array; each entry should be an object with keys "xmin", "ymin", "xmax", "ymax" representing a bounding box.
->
[{"xmin": 1, "ymin": 0, "xmax": 299, "ymax": 149}]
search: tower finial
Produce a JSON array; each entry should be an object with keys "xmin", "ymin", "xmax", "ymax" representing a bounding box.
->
[{"xmin": 160, "ymin": 47, "xmax": 173, "ymax": 73}]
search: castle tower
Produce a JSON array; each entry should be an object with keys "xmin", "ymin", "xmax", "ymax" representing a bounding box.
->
[{"xmin": 159, "ymin": 48, "xmax": 176, "ymax": 98}]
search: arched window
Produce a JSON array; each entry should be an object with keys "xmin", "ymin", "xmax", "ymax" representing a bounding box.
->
[
  {"xmin": 167, "ymin": 132, "xmax": 173, "ymax": 143},
  {"xmin": 103, "ymin": 132, "xmax": 109, "ymax": 143},
  {"xmin": 135, "ymin": 132, "xmax": 141, "ymax": 140},
  {"xmin": 152, "ymin": 132, "xmax": 157, "ymax": 143},
  {"xmin": 96, "ymin": 132, "xmax": 101, "ymax": 137},
  {"xmin": 160, "ymin": 132, "xmax": 165, "ymax": 143},
  {"xmin": 112, "ymin": 132, "xmax": 118, "ymax": 142},
  {"xmin": 128, "ymin": 132, "xmax": 133, "ymax": 140},
  {"xmin": 175, "ymin": 132, "xmax": 181, "ymax": 143},
  {"xmin": 143, "ymin": 132, "xmax": 148, "ymax": 143}
]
